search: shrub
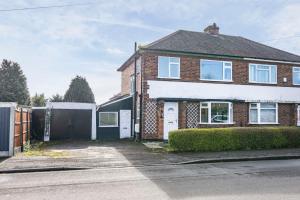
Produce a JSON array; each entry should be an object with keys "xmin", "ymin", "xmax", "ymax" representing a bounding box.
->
[{"xmin": 169, "ymin": 127, "xmax": 300, "ymax": 152}]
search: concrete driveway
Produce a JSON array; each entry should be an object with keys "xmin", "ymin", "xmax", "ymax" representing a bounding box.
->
[
  {"xmin": 0, "ymin": 140, "xmax": 171, "ymax": 171},
  {"xmin": 1, "ymin": 140, "xmax": 300, "ymax": 173}
]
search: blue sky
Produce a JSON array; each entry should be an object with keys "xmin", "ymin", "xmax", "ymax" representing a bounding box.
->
[{"xmin": 1, "ymin": 0, "xmax": 300, "ymax": 103}]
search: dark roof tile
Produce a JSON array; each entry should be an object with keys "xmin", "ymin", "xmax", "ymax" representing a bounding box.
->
[{"xmin": 143, "ymin": 30, "xmax": 300, "ymax": 62}]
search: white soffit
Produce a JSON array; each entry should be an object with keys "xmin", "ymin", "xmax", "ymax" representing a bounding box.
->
[
  {"xmin": 148, "ymin": 80, "xmax": 300, "ymax": 103},
  {"xmin": 47, "ymin": 102, "xmax": 96, "ymax": 110}
]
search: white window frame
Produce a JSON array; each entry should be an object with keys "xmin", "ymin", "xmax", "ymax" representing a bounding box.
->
[
  {"xmin": 158, "ymin": 56, "xmax": 180, "ymax": 79},
  {"xmin": 293, "ymin": 67, "xmax": 300, "ymax": 85},
  {"xmin": 297, "ymin": 105, "xmax": 300, "ymax": 126},
  {"xmin": 199, "ymin": 101, "xmax": 234, "ymax": 124},
  {"xmin": 200, "ymin": 59, "xmax": 233, "ymax": 82},
  {"xmin": 99, "ymin": 112, "xmax": 119, "ymax": 127},
  {"xmin": 130, "ymin": 74, "xmax": 135, "ymax": 95},
  {"xmin": 249, "ymin": 63, "xmax": 277, "ymax": 84},
  {"xmin": 249, "ymin": 103, "xmax": 278, "ymax": 124}
]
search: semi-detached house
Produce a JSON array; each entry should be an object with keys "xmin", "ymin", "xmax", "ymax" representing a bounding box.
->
[{"xmin": 98, "ymin": 23, "xmax": 300, "ymax": 140}]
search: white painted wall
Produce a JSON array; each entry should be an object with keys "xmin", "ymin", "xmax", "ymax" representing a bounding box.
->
[{"xmin": 148, "ymin": 80, "xmax": 300, "ymax": 103}]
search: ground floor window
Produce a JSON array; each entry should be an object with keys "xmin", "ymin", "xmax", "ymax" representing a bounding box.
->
[
  {"xmin": 200, "ymin": 102, "xmax": 233, "ymax": 124},
  {"xmin": 99, "ymin": 112, "xmax": 118, "ymax": 127},
  {"xmin": 249, "ymin": 103, "xmax": 278, "ymax": 124}
]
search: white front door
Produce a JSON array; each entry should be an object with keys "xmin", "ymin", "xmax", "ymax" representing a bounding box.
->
[
  {"xmin": 297, "ymin": 105, "xmax": 300, "ymax": 126},
  {"xmin": 164, "ymin": 102, "xmax": 178, "ymax": 140},
  {"xmin": 120, "ymin": 110, "xmax": 131, "ymax": 139}
]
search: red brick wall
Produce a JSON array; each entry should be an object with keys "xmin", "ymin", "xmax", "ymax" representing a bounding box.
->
[
  {"xmin": 142, "ymin": 52, "xmax": 299, "ymax": 87},
  {"xmin": 138, "ymin": 52, "xmax": 299, "ymax": 139},
  {"xmin": 120, "ymin": 58, "xmax": 142, "ymax": 96}
]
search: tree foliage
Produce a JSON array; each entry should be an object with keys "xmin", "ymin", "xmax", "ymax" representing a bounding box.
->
[
  {"xmin": 0, "ymin": 59, "xmax": 30, "ymax": 105},
  {"xmin": 64, "ymin": 75, "xmax": 95, "ymax": 103},
  {"xmin": 31, "ymin": 93, "xmax": 46, "ymax": 107},
  {"xmin": 49, "ymin": 94, "xmax": 64, "ymax": 102}
]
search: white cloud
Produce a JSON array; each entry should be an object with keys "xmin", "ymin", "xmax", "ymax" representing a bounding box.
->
[{"xmin": 265, "ymin": 3, "xmax": 300, "ymax": 54}]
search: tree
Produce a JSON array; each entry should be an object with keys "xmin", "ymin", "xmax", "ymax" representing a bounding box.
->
[
  {"xmin": 49, "ymin": 94, "xmax": 64, "ymax": 102},
  {"xmin": 64, "ymin": 75, "xmax": 95, "ymax": 103},
  {"xmin": 31, "ymin": 93, "xmax": 46, "ymax": 107},
  {"xmin": 0, "ymin": 59, "xmax": 30, "ymax": 105}
]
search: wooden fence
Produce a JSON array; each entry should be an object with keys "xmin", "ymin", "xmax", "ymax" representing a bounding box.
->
[{"xmin": 14, "ymin": 107, "xmax": 31, "ymax": 151}]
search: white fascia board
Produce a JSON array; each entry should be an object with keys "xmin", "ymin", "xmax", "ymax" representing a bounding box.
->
[
  {"xmin": 0, "ymin": 102, "xmax": 17, "ymax": 107},
  {"xmin": 148, "ymin": 80, "xmax": 300, "ymax": 103},
  {"xmin": 243, "ymin": 58, "xmax": 300, "ymax": 65},
  {"xmin": 46, "ymin": 102, "xmax": 96, "ymax": 110}
]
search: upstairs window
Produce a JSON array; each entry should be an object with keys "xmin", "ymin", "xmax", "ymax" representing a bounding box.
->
[
  {"xmin": 130, "ymin": 75, "xmax": 135, "ymax": 95},
  {"xmin": 158, "ymin": 56, "xmax": 180, "ymax": 78},
  {"xmin": 293, "ymin": 67, "xmax": 300, "ymax": 85},
  {"xmin": 249, "ymin": 103, "xmax": 278, "ymax": 124},
  {"xmin": 249, "ymin": 64, "xmax": 277, "ymax": 84},
  {"xmin": 200, "ymin": 60, "xmax": 232, "ymax": 81}
]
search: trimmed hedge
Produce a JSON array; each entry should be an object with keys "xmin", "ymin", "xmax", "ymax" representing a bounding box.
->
[{"xmin": 169, "ymin": 127, "xmax": 300, "ymax": 152}]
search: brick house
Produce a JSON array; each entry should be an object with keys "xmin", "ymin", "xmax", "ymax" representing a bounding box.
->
[{"xmin": 99, "ymin": 23, "xmax": 300, "ymax": 140}]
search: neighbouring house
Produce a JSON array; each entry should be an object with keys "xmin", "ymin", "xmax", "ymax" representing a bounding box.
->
[{"xmin": 100, "ymin": 23, "xmax": 300, "ymax": 140}]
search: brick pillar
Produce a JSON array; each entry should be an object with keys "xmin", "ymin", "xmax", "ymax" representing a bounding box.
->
[
  {"xmin": 179, "ymin": 101, "xmax": 187, "ymax": 129},
  {"xmin": 157, "ymin": 100, "xmax": 164, "ymax": 139}
]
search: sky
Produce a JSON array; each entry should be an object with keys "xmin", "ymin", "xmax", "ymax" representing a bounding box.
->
[{"xmin": 1, "ymin": 0, "xmax": 300, "ymax": 104}]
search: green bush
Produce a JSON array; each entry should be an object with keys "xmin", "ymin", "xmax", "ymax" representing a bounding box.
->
[{"xmin": 169, "ymin": 127, "xmax": 300, "ymax": 152}]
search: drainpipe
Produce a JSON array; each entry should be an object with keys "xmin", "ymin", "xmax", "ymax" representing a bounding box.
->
[{"xmin": 133, "ymin": 42, "xmax": 137, "ymax": 141}]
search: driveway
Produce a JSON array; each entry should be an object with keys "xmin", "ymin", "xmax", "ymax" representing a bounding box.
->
[
  {"xmin": 1, "ymin": 140, "xmax": 300, "ymax": 172},
  {"xmin": 0, "ymin": 140, "xmax": 171, "ymax": 171}
]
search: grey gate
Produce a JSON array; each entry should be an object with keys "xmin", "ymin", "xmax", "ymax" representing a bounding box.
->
[{"xmin": 0, "ymin": 103, "xmax": 15, "ymax": 157}]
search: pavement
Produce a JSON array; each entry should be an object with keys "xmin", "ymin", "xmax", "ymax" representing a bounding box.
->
[
  {"xmin": 1, "ymin": 159, "xmax": 300, "ymax": 199},
  {"xmin": 1, "ymin": 140, "xmax": 300, "ymax": 173}
]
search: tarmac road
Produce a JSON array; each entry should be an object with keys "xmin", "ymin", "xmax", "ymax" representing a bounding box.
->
[{"xmin": 1, "ymin": 159, "xmax": 300, "ymax": 200}]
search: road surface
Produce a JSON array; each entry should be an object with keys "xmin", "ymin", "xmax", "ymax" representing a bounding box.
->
[{"xmin": 1, "ymin": 159, "xmax": 300, "ymax": 200}]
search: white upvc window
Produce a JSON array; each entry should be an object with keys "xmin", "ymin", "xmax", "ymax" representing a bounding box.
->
[
  {"xmin": 158, "ymin": 56, "xmax": 180, "ymax": 79},
  {"xmin": 249, "ymin": 103, "xmax": 278, "ymax": 124},
  {"xmin": 130, "ymin": 75, "xmax": 135, "ymax": 95},
  {"xmin": 249, "ymin": 64, "xmax": 277, "ymax": 84},
  {"xmin": 293, "ymin": 67, "xmax": 300, "ymax": 85},
  {"xmin": 99, "ymin": 112, "xmax": 118, "ymax": 127},
  {"xmin": 200, "ymin": 59, "xmax": 232, "ymax": 82},
  {"xmin": 200, "ymin": 102, "xmax": 233, "ymax": 124},
  {"xmin": 297, "ymin": 105, "xmax": 300, "ymax": 126}
]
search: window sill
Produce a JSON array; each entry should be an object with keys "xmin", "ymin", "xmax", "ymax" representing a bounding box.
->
[
  {"xmin": 248, "ymin": 123, "xmax": 280, "ymax": 125},
  {"xmin": 99, "ymin": 126, "xmax": 119, "ymax": 128},
  {"xmin": 157, "ymin": 77, "xmax": 180, "ymax": 79},
  {"xmin": 248, "ymin": 81, "xmax": 277, "ymax": 85},
  {"xmin": 199, "ymin": 122, "xmax": 235, "ymax": 125},
  {"xmin": 200, "ymin": 79, "xmax": 233, "ymax": 83}
]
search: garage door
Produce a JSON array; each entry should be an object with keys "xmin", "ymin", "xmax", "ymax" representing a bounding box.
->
[
  {"xmin": 50, "ymin": 109, "xmax": 92, "ymax": 140},
  {"xmin": 0, "ymin": 107, "xmax": 10, "ymax": 152}
]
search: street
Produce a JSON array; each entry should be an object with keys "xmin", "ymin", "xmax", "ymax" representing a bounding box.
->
[{"xmin": 1, "ymin": 159, "xmax": 300, "ymax": 200}]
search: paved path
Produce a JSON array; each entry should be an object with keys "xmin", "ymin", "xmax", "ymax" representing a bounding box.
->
[{"xmin": 1, "ymin": 159, "xmax": 300, "ymax": 199}]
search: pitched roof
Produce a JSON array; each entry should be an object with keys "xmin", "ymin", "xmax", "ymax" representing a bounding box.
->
[{"xmin": 142, "ymin": 30, "xmax": 300, "ymax": 62}]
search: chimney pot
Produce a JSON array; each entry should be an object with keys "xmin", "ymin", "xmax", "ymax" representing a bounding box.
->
[{"xmin": 204, "ymin": 23, "xmax": 219, "ymax": 35}]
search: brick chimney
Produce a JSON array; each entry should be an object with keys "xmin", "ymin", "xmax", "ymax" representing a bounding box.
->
[{"xmin": 204, "ymin": 23, "xmax": 219, "ymax": 35}]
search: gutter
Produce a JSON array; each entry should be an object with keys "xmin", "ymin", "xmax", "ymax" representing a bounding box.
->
[{"xmin": 139, "ymin": 48, "xmax": 300, "ymax": 65}]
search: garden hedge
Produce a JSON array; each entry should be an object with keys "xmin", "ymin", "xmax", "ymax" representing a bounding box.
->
[{"xmin": 169, "ymin": 127, "xmax": 300, "ymax": 152}]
